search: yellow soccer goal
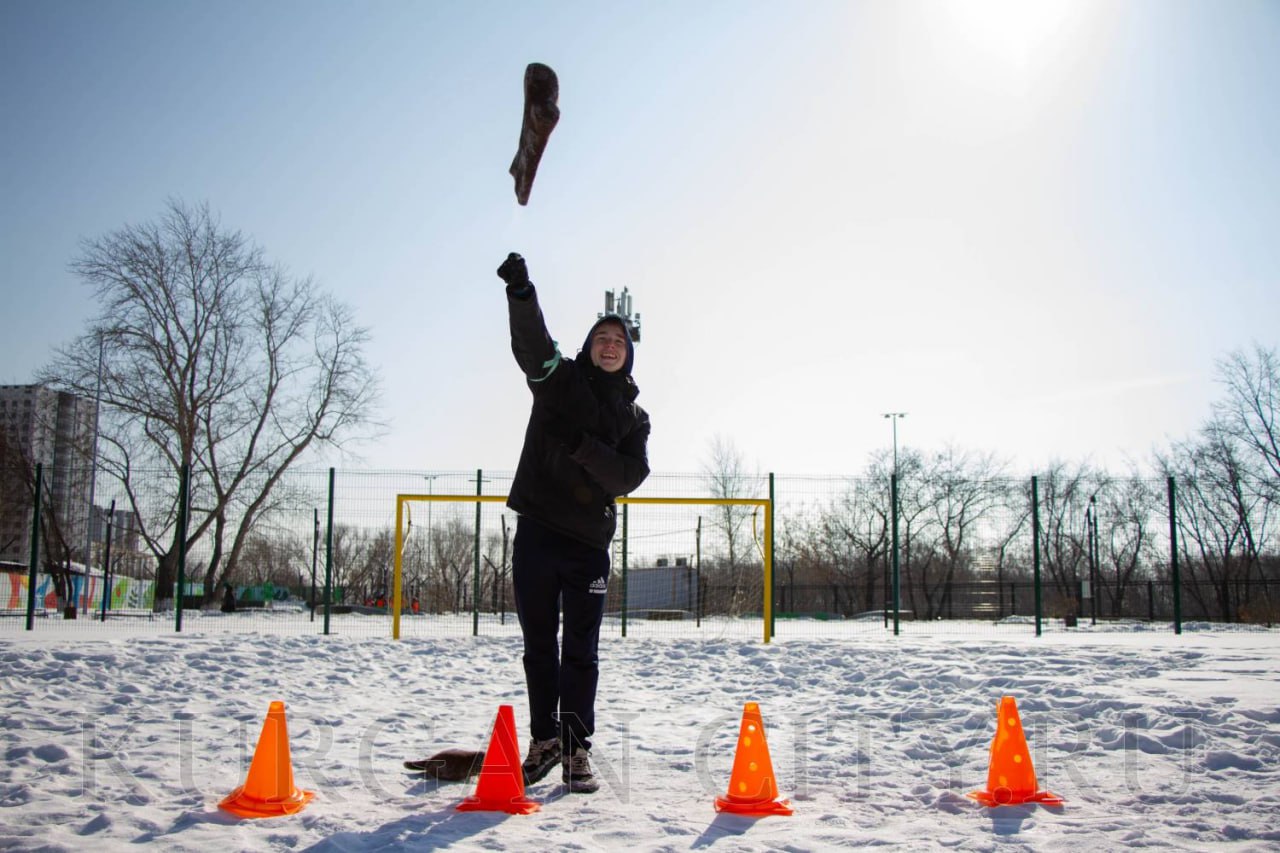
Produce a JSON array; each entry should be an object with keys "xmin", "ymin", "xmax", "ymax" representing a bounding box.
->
[{"xmin": 391, "ymin": 492, "xmax": 775, "ymax": 642}]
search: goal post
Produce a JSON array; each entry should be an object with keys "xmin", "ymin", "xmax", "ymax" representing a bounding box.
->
[
  {"xmin": 392, "ymin": 493, "xmax": 506, "ymax": 641},
  {"xmin": 616, "ymin": 497, "xmax": 773, "ymax": 642},
  {"xmin": 391, "ymin": 493, "xmax": 774, "ymax": 642}
]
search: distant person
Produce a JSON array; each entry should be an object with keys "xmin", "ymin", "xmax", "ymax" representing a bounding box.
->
[
  {"xmin": 220, "ymin": 583, "xmax": 236, "ymax": 613},
  {"xmin": 497, "ymin": 252, "xmax": 651, "ymax": 794}
]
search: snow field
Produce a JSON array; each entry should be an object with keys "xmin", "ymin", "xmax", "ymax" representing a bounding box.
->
[{"xmin": 0, "ymin": 624, "xmax": 1277, "ymax": 851}]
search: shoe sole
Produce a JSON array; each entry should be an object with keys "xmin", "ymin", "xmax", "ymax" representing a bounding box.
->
[{"xmin": 562, "ymin": 771, "xmax": 600, "ymax": 794}]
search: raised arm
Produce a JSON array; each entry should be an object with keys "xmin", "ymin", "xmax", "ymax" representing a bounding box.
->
[{"xmin": 500, "ymin": 253, "xmax": 563, "ymax": 383}]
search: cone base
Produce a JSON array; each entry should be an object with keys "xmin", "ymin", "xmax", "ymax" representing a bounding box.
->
[
  {"xmin": 967, "ymin": 789, "xmax": 1064, "ymax": 807},
  {"xmin": 219, "ymin": 785, "xmax": 315, "ymax": 819},
  {"xmin": 456, "ymin": 795, "xmax": 540, "ymax": 815},
  {"xmin": 714, "ymin": 796, "xmax": 793, "ymax": 817}
]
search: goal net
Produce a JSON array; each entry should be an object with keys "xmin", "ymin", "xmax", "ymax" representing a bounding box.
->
[{"xmin": 390, "ymin": 491, "xmax": 774, "ymax": 641}]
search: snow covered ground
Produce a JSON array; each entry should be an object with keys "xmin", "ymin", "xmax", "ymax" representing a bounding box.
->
[{"xmin": 1, "ymin": 618, "xmax": 1277, "ymax": 851}]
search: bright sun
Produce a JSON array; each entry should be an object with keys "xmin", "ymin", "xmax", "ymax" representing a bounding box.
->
[{"xmin": 940, "ymin": 0, "xmax": 1078, "ymax": 71}]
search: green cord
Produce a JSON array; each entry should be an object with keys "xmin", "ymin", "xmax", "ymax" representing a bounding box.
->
[{"xmin": 530, "ymin": 342, "xmax": 562, "ymax": 382}]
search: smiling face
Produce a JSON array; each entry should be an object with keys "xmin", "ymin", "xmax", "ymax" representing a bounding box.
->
[{"xmin": 589, "ymin": 320, "xmax": 629, "ymax": 373}]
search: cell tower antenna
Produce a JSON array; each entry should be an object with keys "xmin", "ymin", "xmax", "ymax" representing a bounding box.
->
[{"xmin": 601, "ymin": 286, "xmax": 641, "ymax": 343}]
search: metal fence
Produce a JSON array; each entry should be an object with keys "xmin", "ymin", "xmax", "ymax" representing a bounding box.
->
[{"xmin": 2, "ymin": 466, "xmax": 1277, "ymax": 640}]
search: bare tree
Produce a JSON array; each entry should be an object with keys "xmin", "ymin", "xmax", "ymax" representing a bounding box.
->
[
  {"xmin": 238, "ymin": 529, "xmax": 309, "ymax": 596},
  {"xmin": 893, "ymin": 448, "xmax": 942, "ymax": 618},
  {"xmin": 330, "ymin": 525, "xmax": 394, "ymax": 605},
  {"xmin": 700, "ymin": 434, "xmax": 762, "ymax": 615},
  {"xmin": 1034, "ymin": 460, "xmax": 1098, "ymax": 616},
  {"xmin": 44, "ymin": 200, "xmax": 380, "ymax": 610},
  {"xmin": 990, "ymin": 478, "xmax": 1032, "ymax": 587},
  {"xmin": 1093, "ymin": 474, "xmax": 1161, "ymax": 617},
  {"xmin": 1150, "ymin": 344, "xmax": 1278, "ymax": 622},
  {"xmin": 1160, "ymin": 422, "xmax": 1268, "ymax": 620},
  {"xmin": 327, "ymin": 524, "xmax": 363, "ymax": 602},
  {"xmin": 401, "ymin": 515, "xmax": 431, "ymax": 606},
  {"xmin": 1214, "ymin": 343, "xmax": 1280, "ymax": 499},
  {"xmin": 433, "ymin": 518, "xmax": 476, "ymax": 612},
  {"xmin": 790, "ymin": 452, "xmax": 893, "ymax": 614},
  {"xmin": 914, "ymin": 445, "xmax": 1011, "ymax": 618},
  {"xmin": 818, "ymin": 478, "xmax": 890, "ymax": 613},
  {"xmin": 483, "ymin": 515, "xmax": 512, "ymax": 615}
]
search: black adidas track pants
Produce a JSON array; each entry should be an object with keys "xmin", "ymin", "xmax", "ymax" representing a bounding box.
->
[{"xmin": 512, "ymin": 515, "xmax": 610, "ymax": 753}]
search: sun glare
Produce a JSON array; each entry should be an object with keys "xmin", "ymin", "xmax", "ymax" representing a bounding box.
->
[{"xmin": 941, "ymin": 0, "xmax": 1078, "ymax": 71}]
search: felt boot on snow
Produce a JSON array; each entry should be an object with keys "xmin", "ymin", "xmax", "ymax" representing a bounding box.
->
[
  {"xmin": 522, "ymin": 737, "xmax": 562, "ymax": 785},
  {"xmin": 562, "ymin": 748, "xmax": 599, "ymax": 794},
  {"xmin": 402, "ymin": 748, "xmax": 486, "ymax": 782}
]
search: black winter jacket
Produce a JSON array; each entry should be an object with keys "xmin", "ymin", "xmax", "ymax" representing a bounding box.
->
[{"xmin": 506, "ymin": 285, "xmax": 651, "ymax": 549}]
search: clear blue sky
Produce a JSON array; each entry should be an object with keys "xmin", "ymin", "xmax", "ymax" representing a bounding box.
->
[{"xmin": 2, "ymin": 0, "xmax": 1277, "ymax": 476}]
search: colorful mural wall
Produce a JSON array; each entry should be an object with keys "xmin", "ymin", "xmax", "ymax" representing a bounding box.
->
[{"xmin": 2, "ymin": 572, "xmax": 157, "ymax": 611}]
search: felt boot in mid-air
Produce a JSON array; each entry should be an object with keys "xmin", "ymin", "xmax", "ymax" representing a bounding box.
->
[{"xmin": 509, "ymin": 62, "xmax": 560, "ymax": 205}]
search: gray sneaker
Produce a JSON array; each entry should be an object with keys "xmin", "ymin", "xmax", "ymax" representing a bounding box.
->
[
  {"xmin": 522, "ymin": 737, "xmax": 561, "ymax": 785},
  {"xmin": 562, "ymin": 748, "xmax": 599, "ymax": 794}
]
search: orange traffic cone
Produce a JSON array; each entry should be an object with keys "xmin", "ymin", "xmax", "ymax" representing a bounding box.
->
[
  {"xmin": 967, "ymin": 696, "xmax": 1064, "ymax": 807},
  {"xmin": 456, "ymin": 705, "xmax": 540, "ymax": 814},
  {"xmin": 219, "ymin": 701, "xmax": 315, "ymax": 818},
  {"xmin": 714, "ymin": 701, "xmax": 793, "ymax": 817}
]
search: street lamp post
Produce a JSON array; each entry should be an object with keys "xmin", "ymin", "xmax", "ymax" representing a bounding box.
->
[
  {"xmin": 882, "ymin": 413, "xmax": 906, "ymax": 634},
  {"xmin": 883, "ymin": 412, "xmax": 906, "ymax": 477}
]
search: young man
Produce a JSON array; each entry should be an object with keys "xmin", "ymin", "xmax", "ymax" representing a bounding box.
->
[{"xmin": 498, "ymin": 252, "xmax": 651, "ymax": 794}]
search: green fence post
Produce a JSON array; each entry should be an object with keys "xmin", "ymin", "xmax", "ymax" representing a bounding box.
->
[
  {"xmin": 1032, "ymin": 476, "xmax": 1042, "ymax": 637},
  {"xmin": 769, "ymin": 472, "xmax": 776, "ymax": 641},
  {"xmin": 310, "ymin": 508, "xmax": 319, "ymax": 623},
  {"xmin": 324, "ymin": 467, "xmax": 334, "ymax": 635},
  {"xmin": 473, "ymin": 469, "xmax": 482, "ymax": 637},
  {"xmin": 695, "ymin": 515, "xmax": 702, "ymax": 628},
  {"xmin": 1167, "ymin": 476, "xmax": 1181, "ymax": 635},
  {"xmin": 891, "ymin": 473, "xmax": 900, "ymax": 637},
  {"xmin": 175, "ymin": 463, "xmax": 189, "ymax": 633},
  {"xmin": 25, "ymin": 463, "xmax": 43, "ymax": 631},
  {"xmin": 620, "ymin": 503, "xmax": 629, "ymax": 639},
  {"xmin": 100, "ymin": 498, "xmax": 115, "ymax": 622}
]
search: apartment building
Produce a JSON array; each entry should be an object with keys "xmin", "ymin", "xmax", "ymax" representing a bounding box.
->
[{"xmin": 0, "ymin": 384, "xmax": 96, "ymax": 567}]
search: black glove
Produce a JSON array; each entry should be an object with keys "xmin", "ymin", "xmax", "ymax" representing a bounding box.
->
[{"xmin": 497, "ymin": 252, "xmax": 532, "ymax": 294}]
